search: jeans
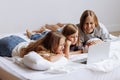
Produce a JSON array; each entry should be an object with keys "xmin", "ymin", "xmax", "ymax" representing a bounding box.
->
[
  {"xmin": 30, "ymin": 28, "xmax": 63, "ymax": 40},
  {"xmin": 30, "ymin": 30, "xmax": 51, "ymax": 40},
  {"xmin": 0, "ymin": 35, "xmax": 26, "ymax": 57}
]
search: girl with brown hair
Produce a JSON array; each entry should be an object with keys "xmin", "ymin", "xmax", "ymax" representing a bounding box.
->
[
  {"xmin": 77, "ymin": 10, "xmax": 111, "ymax": 46},
  {"xmin": 0, "ymin": 31, "xmax": 67, "ymax": 62},
  {"xmin": 62, "ymin": 24, "xmax": 84, "ymax": 57}
]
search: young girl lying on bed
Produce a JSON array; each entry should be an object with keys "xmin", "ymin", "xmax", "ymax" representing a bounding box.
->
[
  {"xmin": 62, "ymin": 24, "xmax": 84, "ymax": 56},
  {"xmin": 76, "ymin": 10, "xmax": 112, "ymax": 46},
  {"xmin": 62, "ymin": 24, "xmax": 102, "ymax": 54},
  {"xmin": 0, "ymin": 31, "xmax": 67, "ymax": 62}
]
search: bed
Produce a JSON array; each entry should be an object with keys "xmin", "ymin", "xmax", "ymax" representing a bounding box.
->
[
  {"xmin": 0, "ymin": 33, "xmax": 120, "ymax": 80},
  {"xmin": 0, "ymin": 54, "xmax": 120, "ymax": 80}
]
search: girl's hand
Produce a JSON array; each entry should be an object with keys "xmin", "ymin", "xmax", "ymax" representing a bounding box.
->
[
  {"xmin": 86, "ymin": 39, "xmax": 103, "ymax": 46},
  {"xmin": 57, "ymin": 53, "xmax": 64, "ymax": 57},
  {"xmin": 49, "ymin": 53, "xmax": 64, "ymax": 62}
]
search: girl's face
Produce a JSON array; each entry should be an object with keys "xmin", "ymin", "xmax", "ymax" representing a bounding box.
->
[
  {"xmin": 55, "ymin": 38, "xmax": 65, "ymax": 54},
  {"xmin": 67, "ymin": 31, "xmax": 78, "ymax": 45},
  {"xmin": 83, "ymin": 16, "xmax": 96, "ymax": 34}
]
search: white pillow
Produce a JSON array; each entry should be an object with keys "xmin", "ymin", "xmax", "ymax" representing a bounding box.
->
[{"xmin": 23, "ymin": 51, "xmax": 52, "ymax": 70}]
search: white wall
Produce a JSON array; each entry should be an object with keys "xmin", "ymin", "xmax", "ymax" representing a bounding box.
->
[{"xmin": 0, "ymin": 0, "xmax": 120, "ymax": 33}]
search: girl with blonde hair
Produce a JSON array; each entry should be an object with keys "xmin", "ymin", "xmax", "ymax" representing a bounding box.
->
[{"xmin": 20, "ymin": 31, "xmax": 66, "ymax": 61}]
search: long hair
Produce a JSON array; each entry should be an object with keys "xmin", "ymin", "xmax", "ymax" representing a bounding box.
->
[
  {"xmin": 21, "ymin": 31, "xmax": 65, "ymax": 57},
  {"xmin": 79, "ymin": 10, "xmax": 99, "ymax": 31},
  {"xmin": 42, "ymin": 31, "xmax": 65, "ymax": 52},
  {"xmin": 62, "ymin": 24, "xmax": 80, "ymax": 46}
]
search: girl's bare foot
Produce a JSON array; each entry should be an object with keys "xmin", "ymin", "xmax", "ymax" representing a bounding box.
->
[
  {"xmin": 56, "ymin": 23, "xmax": 65, "ymax": 27},
  {"xmin": 26, "ymin": 29, "xmax": 32, "ymax": 38},
  {"xmin": 32, "ymin": 25, "xmax": 46, "ymax": 33},
  {"xmin": 39, "ymin": 26, "xmax": 46, "ymax": 33}
]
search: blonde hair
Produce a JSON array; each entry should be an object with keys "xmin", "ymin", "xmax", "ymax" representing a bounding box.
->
[
  {"xmin": 21, "ymin": 31, "xmax": 65, "ymax": 57},
  {"xmin": 62, "ymin": 24, "xmax": 80, "ymax": 46},
  {"xmin": 79, "ymin": 10, "xmax": 99, "ymax": 31}
]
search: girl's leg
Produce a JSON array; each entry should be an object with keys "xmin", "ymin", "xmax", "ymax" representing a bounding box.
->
[
  {"xmin": 30, "ymin": 33, "xmax": 43, "ymax": 40},
  {"xmin": 26, "ymin": 29, "xmax": 32, "ymax": 38},
  {"xmin": 0, "ymin": 35, "xmax": 26, "ymax": 57},
  {"xmin": 30, "ymin": 30, "xmax": 51, "ymax": 40}
]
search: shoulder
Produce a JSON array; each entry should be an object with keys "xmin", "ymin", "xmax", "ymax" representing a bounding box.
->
[
  {"xmin": 98, "ymin": 22, "xmax": 107, "ymax": 29},
  {"xmin": 98, "ymin": 22, "xmax": 109, "ymax": 32},
  {"xmin": 95, "ymin": 22, "xmax": 108, "ymax": 31}
]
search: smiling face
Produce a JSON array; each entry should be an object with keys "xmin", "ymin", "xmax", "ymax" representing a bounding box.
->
[
  {"xmin": 79, "ymin": 10, "xmax": 99, "ymax": 35},
  {"xmin": 67, "ymin": 31, "xmax": 78, "ymax": 45},
  {"xmin": 83, "ymin": 16, "xmax": 96, "ymax": 34}
]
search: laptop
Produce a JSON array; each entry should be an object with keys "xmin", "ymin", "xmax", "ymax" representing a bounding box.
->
[
  {"xmin": 70, "ymin": 40, "xmax": 120, "ymax": 64},
  {"xmin": 87, "ymin": 41, "xmax": 116, "ymax": 64},
  {"xmin": 69, "ymin": 53, "xmax": 88, "ymax": 63},
  {"xmin": 70, "ymin": 42, "xmax": 110, "ymax": 64}
]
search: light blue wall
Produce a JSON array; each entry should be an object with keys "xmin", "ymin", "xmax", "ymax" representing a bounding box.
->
[{"xmin": 0, "ymin": 0, "xmax": 120, "ymax": 33}]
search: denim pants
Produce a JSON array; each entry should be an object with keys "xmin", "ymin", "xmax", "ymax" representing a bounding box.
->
[
  {"xmin": 30, "ymin": 30, "xmax": 51, "ymax": 40},
  {"xmin": 30, "ymin": 28, "xmax": 63, "ymax": 40},
  {"xmin": 0, "ymin": 35, "xmax": 26, "ymax": 57}
]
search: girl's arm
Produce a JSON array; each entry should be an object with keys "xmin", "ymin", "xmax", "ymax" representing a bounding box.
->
[
  {"xmin": 49, "ymin": 53, "xmax": 64, "ymax": 62},
  {"xmin": 85, "ymin": 39, "xmax": 103, "ymax": 46},
  {"xmin": 64, "ymin": 40, "xmax": 71, "ymax": 59},
  {"xmin": 38, "ymin": 51, "xmax": 64, "ymax": 62},
  {"xmin": 69, "ymin": 50, "xmax": 83, "ymax": 55}
]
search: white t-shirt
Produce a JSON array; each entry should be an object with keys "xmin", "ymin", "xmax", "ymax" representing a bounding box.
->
[{"xmin": 12, "ymin": 41, "xmax": 34, "ymax": 57}]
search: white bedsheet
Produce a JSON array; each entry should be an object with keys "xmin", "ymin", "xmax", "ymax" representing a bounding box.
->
[
  {"xmin": 0, "ymin": 56, "xmax": 86, "ymax": 80},
  {"xmin": 1, "ymin": 55, "xmax": 120, "ymax": 80},
  {"xmin": 0, "ymin": 34, "xmax": 120, "ymax": 80}
]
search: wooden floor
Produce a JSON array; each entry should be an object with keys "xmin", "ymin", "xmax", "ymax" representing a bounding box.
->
[{"xmin": 110, "ymin": 31, "xmax": 120, "ymax": 36}]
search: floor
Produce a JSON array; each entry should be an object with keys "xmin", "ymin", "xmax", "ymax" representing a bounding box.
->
[{"xmin": 110, "ymin": 31, "xmax": 120, "ymax": 36}]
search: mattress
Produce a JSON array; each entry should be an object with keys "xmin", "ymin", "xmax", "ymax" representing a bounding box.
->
[{"xmin": 0, "ymin": 54, "xmax": 120, "ymax": 80}]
